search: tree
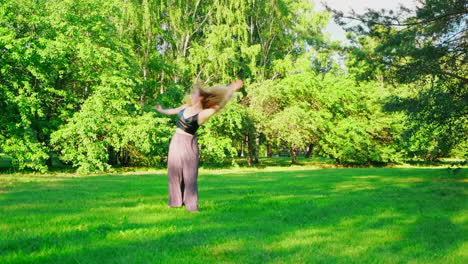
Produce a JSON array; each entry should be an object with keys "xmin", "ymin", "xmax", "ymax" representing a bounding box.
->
[
  {"xmin": 327, "ymin": 0, "xmax": 468, "ymax": 160},
  {"xmin": 248, "ymin": 67, "xmax": 404, "ymax": 165},
  {"xmin": 0, "ymin": 0, "xmax": 137, "ymax": 171}
]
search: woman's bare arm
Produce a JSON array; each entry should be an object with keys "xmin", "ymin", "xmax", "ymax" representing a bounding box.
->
[
  {"xmin": 155, "ymin": 104, "xmax": 187, "ymax": 115},
  {"xmin": 198, "ymin": 108, "xmax": 217, "ymax": 125}
]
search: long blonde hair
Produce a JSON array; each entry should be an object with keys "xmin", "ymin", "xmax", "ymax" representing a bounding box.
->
[{"xmin": 186, "ymin": 81, "xmax": 232, "ymax": 109}]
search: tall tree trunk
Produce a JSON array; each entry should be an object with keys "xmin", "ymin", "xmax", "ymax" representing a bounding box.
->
[
  {"xmin": 119, "ymin": 0, "xmax": 128, "ymax": 35},
  {"xmin": 107, "ymin": 146, "xmax": 118, "ymax": 166},
  {"xmin": 254, "ymin": 136, "xmax": 259, "ymax": 163},
  {"xmin": 246, "ymin": 134, "xmax": 254, "ymax": 167},
  {"xmin": 305, "ymin": 143, "xmax": 314, "ymax": 158},
  {"xmin": 239, "ymin": 138, "xmax": 244, "ymax": 157},
  {"xmin": 118, "ymin": 148, "xmax": 130, "ymax": 167},
  {"xmin": 140, "ymin": 66, "xmax": 147, "ymax": 106},
  {"xmin": 160, "ymin": 71, "xmax": 165, "ymax": 94},
  {"xmin": 291, "ymin": 146, "xmax": 297, "ymax": 164},
  {"xmin": 46, "ymin": 156, "xmax": 53, "ymax": 168},
  {"xmin": 266, "ymin": 143, "xmax": 272, "ymax": 157}
]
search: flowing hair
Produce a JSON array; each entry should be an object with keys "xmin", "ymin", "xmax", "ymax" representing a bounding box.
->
[{"xmin": 186, "ymin": 81, "xmax": 232, "ymax": 110}]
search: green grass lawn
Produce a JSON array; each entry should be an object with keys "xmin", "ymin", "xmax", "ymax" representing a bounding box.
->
[{"xmin": 0, "ymin": 167, "xmax": 467, "ymax": 263}]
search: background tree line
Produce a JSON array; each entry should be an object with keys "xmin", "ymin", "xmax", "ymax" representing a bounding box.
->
[{"xmin": 0, "ymin": 0, "xmax": 466, "ymax": 173}]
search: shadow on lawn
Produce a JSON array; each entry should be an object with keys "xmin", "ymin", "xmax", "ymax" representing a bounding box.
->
[{"xmin": 0, "ymin": 168, "xmax": 466, "ymax": 263}]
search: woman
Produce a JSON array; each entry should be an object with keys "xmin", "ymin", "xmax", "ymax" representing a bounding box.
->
[{"xmin": 155, "ymin": 79, "xmax": 243, "ymax": 212}]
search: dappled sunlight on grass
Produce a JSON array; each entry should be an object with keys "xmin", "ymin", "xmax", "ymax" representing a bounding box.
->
[
  {"xmin": 0, "ymin": 167, "xmax": 466, "ymax": 263},
  {"xmin": 451, "ymin": 210, "xmax": 468, "ymax": 224},
  {"xmin": 453, "ymin": 242, "xmax": 468, "ymax": 258},
  {"xmin": 331, "ymin": 181, "xmax": 377, "ymax": 192},
  {"xmin": 267, "ymin": 228, "xmax": 334, "ymax": 249},
  {"xmin": 201, "ymin": 239, "xmax": 245, "ymax": 258}
]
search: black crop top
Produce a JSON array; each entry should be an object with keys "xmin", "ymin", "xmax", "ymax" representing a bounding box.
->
[{"xmin": 176, "ymin": 109, "xmax": 200, "ymax": 135}]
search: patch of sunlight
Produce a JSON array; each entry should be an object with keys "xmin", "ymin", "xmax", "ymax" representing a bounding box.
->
[
  {"xmin": 332, "ymin": 181, "xmax": 377, "ymax": 193},
  {"xmin": 131, "ymin": 203, "xmax": 162, "ymax": 211},
  {"xmin": 266, "ymin": 227, "xmax": 381, "ymax": 259},
  {"xmin": 379, "ymin": 177, "xmax": 425, "ymax": 183},
  {"xmin": 266, "ymin": 227, "xmax": 334, "ymax": 250},
  {"xmin": 200, "ymin": 199, "xmax": 216, "ymax": 208},
  {"xmin": 340, "ymin": 211, "xmax": 414, "ymax": 239},
  {"xmin": 392, "ymin": 183, "xmax": 418, "ymax": 188},
  {"xmin": 0, "ymin": 175, "xmax": 64, "ymax": 182},
  {"xmin": 199, "ymin": 166, "xmax": 323, "ymax": 175},
  {"xmin": 393, "ymin": 164, "xmax": 457, "ymax": 169},
  {"xmin": 84, "ymin": 207, "xmax": 190, "ymax": 224},
  {"xmin": 41, "ymin": 235, "xmax": 150, "ymax": 261},
  {"xmin": 293, "ymin": 173, "xmax": 315, "ymax": 178},
  {"xmin": 398, "ymin": 215, "xmax": 418, "ymax": 225},
  {"xmin": 258, "ymin": 194, "xmax": 295, "ymax": 200},
  {"xmin": 0, "ymin": 223, "xmax": 10, "ymax": 233},
  {"xmin": 203, "ymin": 185, "xmax": 262, "ymax": 190},
  {"xmin": 451, "ymin": 210, "xmax": 468, "ymax": 224},
  {"xmin": 2, "ymin": 240, "xmax": 92, "ymax": 263},
  {"xmin": 257, "ymin": 194, "xmax": 327, "ymax": 204},
  {"xmin": 352, "ymin": 175, "xmax": 380, "ymax": 179},
  {"xmin": 371, "ymin": 177, "xmax": 423, "ymax": 189},
  {"xmin": 335, "ymin": 231, "xmax": 403, "ymax": 259},
  {"xmin": 100, "ymin": 198, "xmax": 159, "ymax": 209},
  {"xmin": 255, "ymin": 177, "xmax": 275, "ymax": 181},
  {"xmin": 104, "ymin": 223, "xmax": 223, "ymax": 246},
  {"xmin": 359, "ymin": 228, "xmax": 403, "ymax": 243},
  {"xmin": 130, "ymin": 212, "xmax": 188, "ymax": 225},
  {"xmin": 198, "ymin": 238, "xmax": 244, "ymax": 257},
  {"xmin": 117, "ymin": 207, "xmax": 172, "ymax": 220},
  {"xmin": 402, "ymin": 177, "xmax": 425, "ymax": 183},
  {"xmin": 116, "ymin": 169, "xmax": 167, "ymax": 175},
  {"xmin": 338, "ymin": 221, "xmax": 407, "ymax": 257},
  {"xmin": 375, "ymin": 209, "xmax": 405, "ymax": 218},
  {"xmin": 4, "ymin": 203, "xmax": 49, "ymax": 211},
  {"xmin": 337, "ymin": 216, "xmax": 365, "ymax": 228},
  {"xmin": 106, "ymin": 226, "xmax": 166, "ymax": 241},
  {"xmin": 453, "ymin": 242, "xmax": 468, "ymax": 257}
]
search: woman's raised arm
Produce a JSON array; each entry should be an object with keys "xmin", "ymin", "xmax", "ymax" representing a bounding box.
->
[{"xmin": 155, "ymin": 104, "xmax": 187, "ymax": 115}]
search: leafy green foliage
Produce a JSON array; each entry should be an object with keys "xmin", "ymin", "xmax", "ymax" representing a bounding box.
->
[
  {"xmin": 50, "ymin": 79, "xmax": 173, "ymax": 172},
  {"xmin": 197, "ymin": 100, "xmax": 251, "ymax": 165},
  {"xmin": 328, "ymin": 0, "xmax": 467, "ymax": 161},
  {"xmin": 248, "ymin": 71, "xmax": 405, "ymax": 164},
  {"xmin": 1, "ymin": 0, "xmax": 464, "ymax": 172}
]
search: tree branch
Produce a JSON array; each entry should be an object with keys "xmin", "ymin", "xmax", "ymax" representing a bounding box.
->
[{"xmin": 325, "ymin": 3, "xmax": 468, "ymax": 28}]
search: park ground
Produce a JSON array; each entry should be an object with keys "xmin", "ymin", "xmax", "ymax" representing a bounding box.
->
[{"xmin": 0, "ymin": 158, "xmax": 467, "ymax": 263}]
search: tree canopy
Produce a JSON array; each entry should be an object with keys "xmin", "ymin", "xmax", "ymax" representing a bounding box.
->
[{"xmin": 1, "ymin": 0, "xmax": 465, "ymax": 172}]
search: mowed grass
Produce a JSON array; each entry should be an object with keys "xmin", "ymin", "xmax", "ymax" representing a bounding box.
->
[{"xmin": 0, "ymin": 167, "xmax": 467, "ymax": 263}]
